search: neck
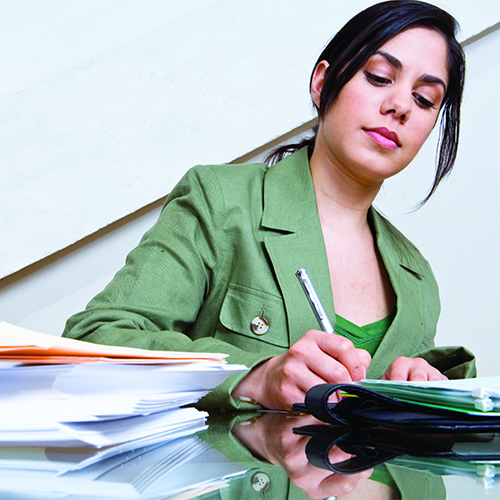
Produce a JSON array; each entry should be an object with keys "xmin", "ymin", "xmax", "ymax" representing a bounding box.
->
[{"xmin": 309, "ymin": 144, "xmax": 383, "ymax": 233}]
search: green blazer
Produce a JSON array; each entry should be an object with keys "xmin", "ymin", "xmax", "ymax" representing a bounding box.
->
[{"xmin": 63, "ymin": 148, "xmax": 475, "ymax": 408}]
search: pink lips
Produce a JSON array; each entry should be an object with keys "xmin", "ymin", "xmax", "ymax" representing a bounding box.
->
[{"xmin": 364, "ymin": 127, "xmax": 401, "ymax": 150}]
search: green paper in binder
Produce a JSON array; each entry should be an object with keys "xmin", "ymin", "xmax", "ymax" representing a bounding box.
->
[{"xmin": 359, "ymin": 376, "xmax": 500, "ymax": 413}]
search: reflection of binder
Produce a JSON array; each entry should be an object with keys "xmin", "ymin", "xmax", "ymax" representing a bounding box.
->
[
  {"xmin": 294, "ymin": 423, "xmax": 500, "ymax": 475},
  {"xmin": 293, "ymin": 384, "xmax": 500, "ymax": 431}
]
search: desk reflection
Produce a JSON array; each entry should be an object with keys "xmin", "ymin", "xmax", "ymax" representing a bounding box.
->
[
  {"xmin": 202, "ymin": 412, "xmax": 436, "ymax": 500},
  {"xmin": 1, "ymin": 411, "xmax": 500, "ymax": 499}
]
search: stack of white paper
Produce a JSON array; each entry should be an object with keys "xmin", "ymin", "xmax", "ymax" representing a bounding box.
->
[
  {"xmin": 0, "ymin": 322, "xmax": 249, "ymax": 498},
  {"xmin": 0, "ymin": 322, "xmax": 247, "ymax": 447},
  {"xmin": 0, "ymin": 406, "xmax": 207, "ymax": 448},
  {"xmin": 0, "ymin": 362, "xmax": 245, "ymax": 424}
]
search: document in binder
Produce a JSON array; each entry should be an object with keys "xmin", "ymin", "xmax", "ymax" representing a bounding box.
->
[{"xmin": 358, "ymin": 377, "xmax": 500, "ymax": 414}]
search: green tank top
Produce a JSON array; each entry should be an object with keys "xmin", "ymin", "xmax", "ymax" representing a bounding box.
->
[
  {"xmin": 335, "ymin": 308, "xmax": 395, "ymax": 357},
  {"xmin": 334, "ymin": 308, "xmax": 399, "ymax": 495}
]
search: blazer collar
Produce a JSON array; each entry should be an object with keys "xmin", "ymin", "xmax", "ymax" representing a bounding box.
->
[
  {"xmin": 261, "ymin": 147, "xmax": 427, "ymax": 279},
  {"xmin": 262, "ymin": 148, "xmax": 318, "ymax": 232},
  {"xmin": 261, "ymin": 148, "xmax": 332, "ymax": 345},
  {"xmin": 261, "ymin": 149, "xmax": 432, "ymax": 373},
  {"xmin": 371, "ymin": 209, "xmax": 428, "ymax": 279}
]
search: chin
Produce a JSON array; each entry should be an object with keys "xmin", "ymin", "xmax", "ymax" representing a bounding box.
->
[{"xmin": 352, "ymin": 158, "xmax": 407, "ymax": 183}]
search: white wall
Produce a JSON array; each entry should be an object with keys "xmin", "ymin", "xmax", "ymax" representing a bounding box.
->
[
  {"xmin": 0, "ymin": 0, "xmax": 381, "ymax": 279},
  {"xmin": 1, "ymin": 0, "xmax": 495, "ymax": 279},
  {"xmin": 1, "ymin": 1, "xmax": 500, "ymax": 381}
]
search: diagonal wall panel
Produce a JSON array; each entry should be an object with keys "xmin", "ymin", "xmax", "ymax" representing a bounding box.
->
[{"xmin": 1, "ymin": 0, "xmax": 498, "ymax": 279}]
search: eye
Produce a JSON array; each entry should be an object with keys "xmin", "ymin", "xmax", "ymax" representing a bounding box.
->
[
  {"xmin": 413, "ymin": 93, "xmax": 436, "ymax": 110},
  {"xmin": 364, "ymin": 71, "xmax": 392, "ymax": 86}
]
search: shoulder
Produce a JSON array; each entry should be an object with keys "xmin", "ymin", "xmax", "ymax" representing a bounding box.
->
[
  {"xmin": 169, "ymin": 161, "xmax": 268, "ymax": 204},
  {"xmin": 180, "ymin": 161, "xmax": 268, "ymax": 188},
  {"xmin": 162, "ymin": 161, "xmax": 270, "ymax": 230}
]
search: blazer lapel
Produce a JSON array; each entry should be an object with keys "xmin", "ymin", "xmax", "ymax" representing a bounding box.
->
[
  {"xmin": 368, "ymin": 210, "xmax": 438, "ymax": 378},
  {"xmin": 260, "ymin": 151, "xmax": 436, "ymax": 375},
  {"xmin": 261, "ymin": 149, "xmax": 335, "ymax": 346}
]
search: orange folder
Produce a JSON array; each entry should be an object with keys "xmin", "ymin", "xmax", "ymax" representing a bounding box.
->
[{"xmin": 0, "ymin": 322, "xmax": 227, "ymax": 364}]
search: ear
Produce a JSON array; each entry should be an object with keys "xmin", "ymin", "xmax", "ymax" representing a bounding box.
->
[{"xmin": 310, "ymin": 60, "xmax": 330, "ymax": 109}]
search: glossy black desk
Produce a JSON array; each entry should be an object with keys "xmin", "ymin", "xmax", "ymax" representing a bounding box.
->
[{"xmin": 0, "ymin": 411, "xmax": 499, "ymax": 500}]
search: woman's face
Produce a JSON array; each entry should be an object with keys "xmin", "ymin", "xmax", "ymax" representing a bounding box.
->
[{"xmin": 312, "ymin": 27, "xmax": 449, "ymax": 186}]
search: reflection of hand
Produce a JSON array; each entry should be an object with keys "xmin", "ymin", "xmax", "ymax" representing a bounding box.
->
[
  {"xmin": 382, "ymin": 356, "xmax": 448, "ymax": 381},
  {"xmin": 232, "ymin": 412, "xmax": 374, "ymax": 499},
  {"xmin": 232, "ymin": 330, "xmax": 371, "ymax": 410}
]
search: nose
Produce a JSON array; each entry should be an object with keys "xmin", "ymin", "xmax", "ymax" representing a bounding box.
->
[{"xmin": 381, "ymin": 87, "xmax": 412, "ymax": 123}]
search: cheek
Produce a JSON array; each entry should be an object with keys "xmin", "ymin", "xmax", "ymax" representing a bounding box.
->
[
  {"xmin": 411, "ymin": 118, "xmax": 437, "ymax": 151},
  {"xmin": 328, "ymin": 88, "xmax": 368, "ymax": 131},
  {"xmin": 340, "ymin": 86, "xmax": 368, "ymax": 115}
]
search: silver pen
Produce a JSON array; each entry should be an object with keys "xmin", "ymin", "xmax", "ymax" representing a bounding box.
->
[{"xmin": 296, "ymin": 268, "xmax": 335, "ymax": 334}]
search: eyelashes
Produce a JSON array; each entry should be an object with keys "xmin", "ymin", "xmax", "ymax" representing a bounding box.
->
[
  {"xmin": 364, "ymin": 71, "xmax": 436, "ymax": 110},
  {"xmin": 413, "ymin": 94, "xmax": 435, "ymax": 109},
  {"xmin": 364, "ymin": 71, "xmax": 391, "ymax": 86}
]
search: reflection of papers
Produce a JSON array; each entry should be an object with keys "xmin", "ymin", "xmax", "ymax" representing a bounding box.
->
[
  {"xmin": 0, "ymin": 434, "xmax": 247, "ymax": 499},
  {"xmin": 389, "ymin": 457, "xmax": 500, "ymax": 489},
  {"xmin": 0, "ymin": 414, "xmax": 207, "ymax": 473}
]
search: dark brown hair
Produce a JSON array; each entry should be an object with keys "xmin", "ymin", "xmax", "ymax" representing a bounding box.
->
[{"xmin": 268, "ymin": 0, "xmax": 464, "ymax": 205}]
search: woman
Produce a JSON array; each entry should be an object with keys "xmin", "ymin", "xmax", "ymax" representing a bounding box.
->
[{"xmin": 63, "ymin": 0, "xmax": 475, "ymax": 411}]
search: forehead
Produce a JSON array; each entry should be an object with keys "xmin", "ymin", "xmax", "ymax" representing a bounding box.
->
[{"xmin": 373, "ymin": 27, "xmax": 449, "ymax": 84}]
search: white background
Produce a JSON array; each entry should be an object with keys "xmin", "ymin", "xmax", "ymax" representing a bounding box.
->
[{"xmin": 0, "ymin": 2, "xmax": 499, "ymax": 375}]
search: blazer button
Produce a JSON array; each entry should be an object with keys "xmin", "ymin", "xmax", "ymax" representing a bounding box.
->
[
  {"xmin": 251, "ymin": 472, "xmax": 270, "ymax": 493},
  {"xmin": 251, "ymin": 317, "xmax": 269, "ymax": 335}
]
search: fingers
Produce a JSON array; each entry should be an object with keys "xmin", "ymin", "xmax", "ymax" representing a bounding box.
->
[
  {"xmin": 355, "ymin": 348, "xmax": 371, "ymax": 378},
  {"xmin": 278, "ymin": 343, "xmax": 345, "ymax": 396},
  {"xmin": 313, "ymin": 331, "xmax": 371, "ymax": 382},
  {"xmin": 293, "ymin": 465, "xmax": 370, "ymax": 499},
  {"xmin": 383, "ymin": 356, "xmax": 448, "ymax": 381}
]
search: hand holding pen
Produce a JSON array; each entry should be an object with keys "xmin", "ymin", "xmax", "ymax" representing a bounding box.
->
[
  {"xmin": 232, "ymin": 269, "xmax": 370, "ymax": 411},
  {"xmin": 295, "ymin": 267, "xmax": 369, "ymax": 380}
]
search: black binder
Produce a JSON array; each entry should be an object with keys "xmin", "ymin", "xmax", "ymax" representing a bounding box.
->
[{"xmin": 292, "ymin": 383, "xmax": 500, "ymax": 432}]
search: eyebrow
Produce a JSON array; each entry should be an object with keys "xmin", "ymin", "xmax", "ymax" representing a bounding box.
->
[{"xmin": 374, "ymin": 50, "xmax": 447, "ymax": 91}]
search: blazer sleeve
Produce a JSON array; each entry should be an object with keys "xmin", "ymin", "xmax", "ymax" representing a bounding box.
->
[
  {"xmin": 412, "ymin": 345, "xmax": 477, "ymax": 379},
  {"xmin": 62, "ymin": 166, "xmax": 270, "ymax": 409}
]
